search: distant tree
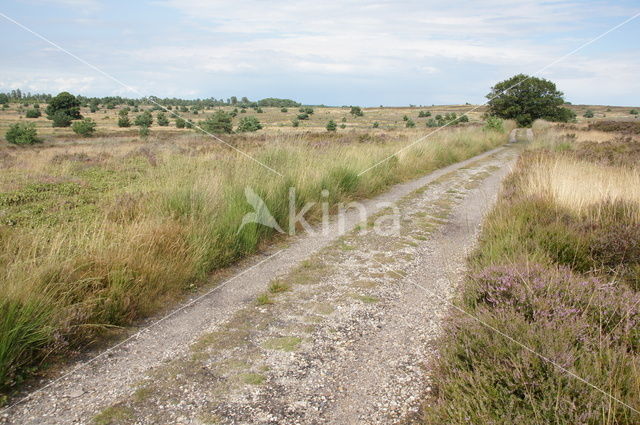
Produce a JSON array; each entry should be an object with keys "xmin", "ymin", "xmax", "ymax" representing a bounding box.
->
[
  {"xmin": 45, "ymin": 92, "xmax": 82, "ymax": 123},
  {"xmin": 630, "ymin": 109, "xmax": 639, "ymax": 115},
  {"xmin": 0, "ymin": 94, "xmax": 9, "ymax": 105},
  {"xmin": 237, "ymin": 116, "xmax": 262, "ymax": 132},
  {"xmin": 25, "ymin": 108, "xmax": 41, "ymax": 118},
  {"xmin": 134, "ymin": 111, "xmax": 153, "ymax": 127},
  {"xmin": 340, "ymin": 123, "xmax": 346, "ymax": 129},
  {"xmin": 350, "ymin": 106, "xmax": 363, "ymax": 117},
  {"xmin": 281, "ymin": 107, "xmax": 288, "ymax": 113},
  {"xmin": 72, "ymin": 118, "xmax": 97, "ymax": 136},
  {"xmin": 487, "ymin": 74, "xmax": 575, "ymax": 127},
  {"xmin": 5, "ymin": 122, "xmax": 40, "ymax": 145},
  {"xmin": 326, "ymin": 119, "xmax": 337, "ymax": 131},
  {"xmin": 156, "ymin": 112, "xmax": 170, "ymax": 126},
  {"xmin": 201, "ymin": 110, "xmax": 233, "ymax": 134},
  {"xmin": 175, "ymin": 117, "xmax": 186, "ymax": 128},
  {"xmin": 583, "ymin": 109, "xmax": 594, "ymax": 118},
  {"xmin": 230, "ymin": 96, "xmax": 238, "ymax": 105}
]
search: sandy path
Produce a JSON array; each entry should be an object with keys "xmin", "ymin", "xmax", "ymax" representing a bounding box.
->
[{"xmin": 2, "ymin": 145, "xmax": 516, "ymax": 425}]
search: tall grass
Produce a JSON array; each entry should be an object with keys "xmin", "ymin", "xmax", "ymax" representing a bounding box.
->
[
  {"xmin": 0, "ymin": 126, "xmax": 509, "ymax": 391},
  {"xmin": 423, "ymin": 123, "xmax": 640, "ymax": 424}
]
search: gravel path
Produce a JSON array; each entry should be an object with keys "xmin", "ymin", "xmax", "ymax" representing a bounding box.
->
[{"xmin": 2, "ymin": 145, "xmax": 516, "ymax": 425}]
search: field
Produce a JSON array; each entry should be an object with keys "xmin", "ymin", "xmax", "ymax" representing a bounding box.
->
[
  {"xmin": 0, "ymin": 103, "xmax": 513, "ymax": 395},
  {"xmin": 423, "ymin": 120, "xmax": 640, "ymax": 424}
]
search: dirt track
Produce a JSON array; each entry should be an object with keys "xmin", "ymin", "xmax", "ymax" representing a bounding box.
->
[{"xmin": 3, "ymin": 145, "xmax": 517, "ymax": 425}]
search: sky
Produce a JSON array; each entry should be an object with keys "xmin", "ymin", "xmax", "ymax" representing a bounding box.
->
[{"xmin": 0, "ymin": 0, "xmax": 639, "ymax": 106}]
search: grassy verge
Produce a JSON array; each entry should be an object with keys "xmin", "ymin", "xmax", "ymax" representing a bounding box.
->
[
  {"xmin": 0, "ymin": 125, "xmax": 509, "ymax": 394},
  {"xmin": 423, "ymin": 124, "xmax": 640, "ymax": 424}
]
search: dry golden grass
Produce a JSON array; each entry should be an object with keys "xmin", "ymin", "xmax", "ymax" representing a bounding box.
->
[{"xmin": 524, "ymin": 155, "xmax": 640, "ymax": 221}]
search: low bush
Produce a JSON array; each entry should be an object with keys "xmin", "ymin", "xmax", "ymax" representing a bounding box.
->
[
  {"xmin": 156, "ymin": 112, "xmax": 170, "ymax": 126},
  {"xmin": 71, "ymin": 118, "xmax": 97, "ymax": 137},
  {"xmin": 51, "ymin": 111, "xmax": 72, "ymax": 127},
  {"xmin": 25, "ymin": 109, "xmax": 41, "ymax": 118},
  {"xmin": 236, "ymin": 116, "xmax": 262, "ymax": 133},
  {"xmin": 5, "ymin": 122, "xmax": 41, "ymax": 145},
  {"xmin": 326, "ymin": 119, "xmax": 337, "ymax": 131}
]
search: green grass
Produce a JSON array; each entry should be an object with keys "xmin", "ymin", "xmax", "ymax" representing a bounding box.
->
[{"xmin": 262, "ymin": 336, "xmax": 302, "ymax": 352}]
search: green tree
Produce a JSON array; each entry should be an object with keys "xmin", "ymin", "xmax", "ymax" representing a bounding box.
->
[
  {"xmin": 45, "ymin": 92, "xmax": 82, "ymax": 123},
  {"xmin": 487, "ymin": 74, "xmax": 574, "ymax": 127},
  {"xmin": 406, "ymin": 118, "xmax": 416, "ymax": 128},
  {"xmin": 484, "ymin": 116, "xmax": 504, "ymax": 132},
  {"xmin": 117, "ymin": 110, "xmax": 131, "ymax": 128},
  {"xmin": 237, "ymin": 116, "xmax": 262, "ymax": 132},
  {"xmin": 72, "ymin": 118, "xmax": 97, "ymax": 136},
  {"xmin": 6, "ymin": 122, "xmax": 40, "ymax": 145},
  {"xmin": 372, "ymin": 122, "xmax": 379, "ymax": 128},
  {"xmin": 175, "ymin": 117, "xmax": 186, "ymax": 128},
  {"xmin": 201, "ymin": 110, "xmax": 233, "ymax": 134},
  {"xmin": 326, "ymin": 119, "xmax": 337, "ymax": 131},
  {"xmin": 280, "ymin": 107, "xmax": 288, "ymax": 113},
  {"xmin": 583, "ymin": 109, "xmax": 594, "ymax": 118},
  {"xmin": 51, "ymin": 110, "xmax": 72, "ymax": 127},
  {"xmin": 630, "ymin": 109, "xmax": 639, "ymax": 116},
  {"xmin": 0, "ymin": 94, "xmax": 9, "ymax": 105},
  {"xmin": 156, "ymin": 112, "xmax": 170, "ymax": 126},
  {"xmin": 134, "ymin": 111, "xmax": 153, "ymax": 127}
]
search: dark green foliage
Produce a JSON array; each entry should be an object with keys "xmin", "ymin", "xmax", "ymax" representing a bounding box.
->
[
  {"xmin": 236, "ymin": 116, "xmax": 262, "ymax": 132},
  {"xmin": 5, "ymin": 122, "xmax": 40, "ymax": 145},
  {"xmin": 201, "ymin": 110, "xmax": 233, "ymax": 134},
  {"xmin": 405, "ymin": 118, "xmax": 415, "ymax": 128},
  {"xmin": 341, "ymin": 117, "xmax": 346, "ymax": 122},
  {"xmin": 257, "ymin": 98, "xmax": 300, "ymax": 107},
  {"xmin": 340, "ymin": 123, "xmax": 346, "ymax": 129},
  {"xmin": 280, "ymin": 107, "xmax": 288, "ymax": 113},
  {"xmin": 583, "ymin": 109, "xmax": 594, "ymax": 118},
  {"xmin": 175, "ymin": 117, "xmax": 186, "ymax": 128},
  {"xmin": 484, "ymin": 116, "xmax": 504, "ymax": 132},
  {"xmin": 0, "ymin": 94, "xmax": 9, "ymax": 105},
  {"xmin": 326, "ymin": 120, "xmax": 337, "ymax": 131},
  {"xmin": 297, "ymin": 113, "xmax": 309, "ymax": 120},
  {"xmin": 291, "ymin": 118, "xmax": 300, "ymax": 127},
  {"xmin": 156, "ymin": 112, "xmax": 169, "ymax": 126},
  {"xmin": 418, "ymin": 110, "xmax": 431, "ymax": 117},
  {"xmin": 299, "ymin": 107, "xmax": 314, "ymax": 115},
  {"xmin": 372, "ymin": 122, "xmax": 379, "ymax": 128},
  {"xmin": 138, "ymin": 126, "xmax": 150, "ymax": 137},
  {"xmin": 51, "ymin": 111, "xmax": 73, "ymax": 127},
  {"xmin": 117, "ymin": 110, "xmax": 131, "ymax": 128},
  {"xmin": 350, "ymin": 106, "xmax": 363, "ymax": 117},
  {"xmin": 134, "ymin": 111, "xmax": 153, "ymax": 127},
  {"xmin": 71, "ymin": 118, "xmax": 97, "ymax": 137},
  {"xmin": 487, "ymin": 74, "xmax": 574, "ymax": 127},
  {"xmin": 45, "ymin": 92, "xmax": 82, "ymax": 121},
  {"xmin": 402, "ymin": 115, "xmax": 409, "ymax": 121},
  {"xmin": 630, "ymin": 109, "xmax": 639, "ymax": 116},
  {"xmin": 25, "ymin": 109, "xmax": 41, "ymax": 118}
]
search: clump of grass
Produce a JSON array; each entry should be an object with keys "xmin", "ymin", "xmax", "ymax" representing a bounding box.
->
[{"xmin": 262, "ymin": 336, "xmax": 302, "ymax": 352}]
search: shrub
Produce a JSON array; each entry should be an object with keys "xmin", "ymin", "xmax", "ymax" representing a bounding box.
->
[
  {"xmin": 117, "ymin": 111, "xmax": 131, "ymax": 127},
  {"xmin": 0, "ymin": 93, "xmax": 9, "ymax": 105},
  {"xmin": 134, "ymin": 111, "xmax": 153, "ymax": 127},
  {"xmin": 291, "ymin": 118, "xmax": 300, "ymax": 127},
  {"xmin": 256, "ymin": 107, "xmax": 263, "ymax": 113},
  {"xmin": 583, "ymin": 109, "xmax": 594, "ymax": 118},
  {"xmin": 458, "ymin": 114, "xmax": 469, "ymax": 123},
  {"xmin": 45, "ymin": 91, "xmax": 82, "ymax": 121},
  {"xmin": 280, "ymin": 107, "xmax": 288, "ymax": 113},
  {"xmin": 340, "ymin": 123, "xmax": 346, "ymax": 129},
  {"xmin": 373, "ymin": 122, "xmax": 379, "ymax": 128},
  {"xmin": 403, "ymin": 115, "xmax": 409, "ymax": 121},
  {"xmin": 236, "ymin": 116, "xmax": 262, "ymax": 132},
  {"xmin": 297, "ymin": 113, "xmax": 309, "ymax": 120},
  {"xmin": 350, "ymin": 106, "xmax": 363, "ymax": 117},
  {"xmin": 418, "ymin": 110, "xmax": 431, "ymax": 117},
  {"xmin": 71, "ymin": 118, "xmax": 97, "ymax": 136},
  {"xmin": 201, "ymin": 110, "xmax": 233, "ymax": 134},
  {"xmin": 326, "ymin": 120, "xmax": 337, "ymax": 131},
  {"xmin": 175, "ymin": 117, "xmax": 186, "ymax": 128},
  {"xmin": 630, "ymin": 109, "xmax": 639, "ymax": 115},
  {"xmin": 139, "ymin": 125, "xmax": 150, "ymax": 137},
  {"xmin": 484, "ymin": 116, "xmax": 504, "ymax": 132},
  {"xmin": 25, "ymin": 109, "xmax": 41, "ymax": 118},
  {"xmin": 406, "ymin": 118, "xmax": 415, "ymax": 128},
  {"xmin": 51, "ymin": 111, "xmax": 72, "ymax": 127},
  {"xmin": 5, "ymin": 122, "xmax": 40, "ymax": 145},
  {"xmin": 156, "ymin": 112, "xmax": 169, "ymax": 126}
]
